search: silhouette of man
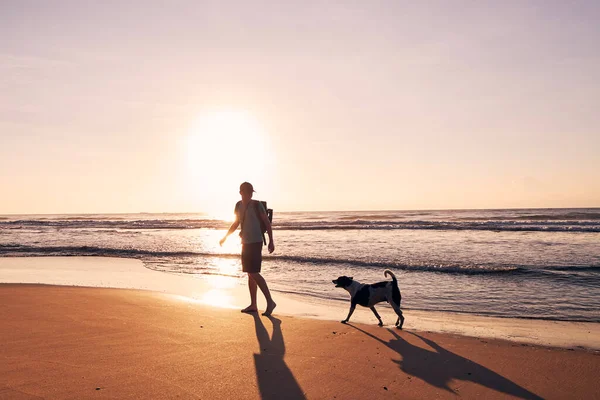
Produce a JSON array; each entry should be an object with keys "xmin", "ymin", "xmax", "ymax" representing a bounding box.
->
[{"xmin": 220, "ymin": 182, "xmax": 276, "ymax": 316}]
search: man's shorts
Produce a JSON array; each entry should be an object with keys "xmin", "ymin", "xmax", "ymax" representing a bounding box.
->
[{"xmin": 241, "ymin": 242, "xmax": 263, "ymax": 273}]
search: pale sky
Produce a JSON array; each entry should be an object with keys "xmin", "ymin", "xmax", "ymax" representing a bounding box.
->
[{"xmin": 1, "ymin": 0, "xmax": 599, "ymax": 214}]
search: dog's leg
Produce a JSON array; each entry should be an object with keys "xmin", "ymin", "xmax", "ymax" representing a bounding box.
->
[
  {"xmin": 390, "ymin": 302, "xmax": 405, "ymax": 330},
  {"xmin": 341, "ymin": 304, "xmax": 356, "ymax": 324},
  {"xmin": 396, "ymin": 313, "xmax": 405, "ymax": 330},
  {"xmin": 369, "ymin": 306, "xmax": 383, "ymax": 326}
]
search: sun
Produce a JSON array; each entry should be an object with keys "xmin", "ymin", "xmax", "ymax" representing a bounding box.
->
[{"xmin": 182, "ymin": 110, "xmax": 273, "ymax": 215}]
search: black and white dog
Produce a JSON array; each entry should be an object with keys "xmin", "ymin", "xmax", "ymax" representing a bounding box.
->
[{"xmin": 332, "ymin": 270, "xmax": 404, "ymax": 329}]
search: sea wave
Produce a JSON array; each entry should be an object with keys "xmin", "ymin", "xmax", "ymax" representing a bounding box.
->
[
  {"xmin": 456, "ymin": 211, "xmax": 600, "ymax": 221},
  {"xmin": 277, "ymin": 220, "xmax": 600, "ymax": 232},
  {"xmin": 0, "ymin": 219, "xmax": 226, "ymax": 230},
  {"xmin": 1, "ymin": 218, "xmax": 599, "ymax": 232},
  {"xmin": 0, "ymin": 244, "xmax": 238, "ymax": 259},
  {"xmin": 271, "ymin": 254, "xmax": 524, "ymax": 274},
  {"xmin": 0, "ymin": 244, "xmax": 553, "ymax": 276},
  {"xmin": 550, "ymin": 265, "xmax": 600, "ymax": 272}
]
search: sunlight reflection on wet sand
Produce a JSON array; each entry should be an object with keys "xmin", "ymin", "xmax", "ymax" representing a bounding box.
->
[
  {"xmin": 199, "ymin": 289, "xmax": 236, "ymax": 308},
  {"xmin": 197, "ymin": 259, "xmax": 242, "ymax": 308}
]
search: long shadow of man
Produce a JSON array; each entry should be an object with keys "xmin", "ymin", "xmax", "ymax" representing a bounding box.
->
[
  {"xmin": 252, "ymin": 313, "xmax": 306, "ymax": 400},
  {"xmin": 350, "ymin": 325, "xmax": 543, "ymax": 400}
]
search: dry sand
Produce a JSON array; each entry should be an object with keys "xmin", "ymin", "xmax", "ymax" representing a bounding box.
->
[{"xmin": 1, "ymin": 284, "xmax": 599, "ymax": 400}]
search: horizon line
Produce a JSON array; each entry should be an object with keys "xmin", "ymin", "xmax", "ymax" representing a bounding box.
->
[{"xmin": 1, "ymin": 205, "xmax": 599, "ymax": 217}]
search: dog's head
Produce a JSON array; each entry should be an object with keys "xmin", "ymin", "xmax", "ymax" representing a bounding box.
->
[{"xmin": 332, "ymin": 276, "xmax": 354, "ymax": 288}]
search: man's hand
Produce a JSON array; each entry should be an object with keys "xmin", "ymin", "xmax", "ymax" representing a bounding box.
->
[
  {"xmin": 219, "ymin": 237, "xmax": 227, "ymax": 246},
  {"xmin": 268, "ymin": 241, "xmax": 275, "ymax": 254}
]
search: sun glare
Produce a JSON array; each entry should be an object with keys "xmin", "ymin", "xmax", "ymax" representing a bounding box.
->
[
  {"xmin": 193, "ymin": 263, "xmax": 240, "ymax": 309},
  {"xmin": 182, "ymin": 110, "xmax": 273, "ymax": 215}
]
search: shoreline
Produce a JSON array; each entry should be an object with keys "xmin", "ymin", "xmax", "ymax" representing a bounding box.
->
[
  {"xmin": 1, "ymin": 256, "xmax": 600, "ymax": 351},
  {"xmin": 2, "ymin": 284, "xmax": 599, "ymax": 399}
]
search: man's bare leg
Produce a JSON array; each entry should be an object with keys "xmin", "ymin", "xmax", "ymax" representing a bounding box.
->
[
  {"xmin": 241, "ymin": 274, "xmax": 258, "ymax": 313},
  {"xmin": 249, "ymin": 272, "xmax": 277, "ymax": 316}
]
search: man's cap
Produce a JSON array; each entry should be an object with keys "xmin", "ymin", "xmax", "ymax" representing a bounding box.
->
[{"xmin": 240, "ymin": 182, "xmax": 255, "ymax": 193}]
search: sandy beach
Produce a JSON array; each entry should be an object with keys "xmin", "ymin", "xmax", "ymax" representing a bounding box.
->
[
  {"xmin": 1, "ymin": 281, "xmax": 599, "ymax": 399},
  {"xmin": 2, "ymin": 257, "xmax": 599, "ymax": 350}
]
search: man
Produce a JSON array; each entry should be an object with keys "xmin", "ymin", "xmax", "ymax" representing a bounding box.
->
[{"xmin": 220, "ymin": 182, "xmax": 276, "ymax": 316}]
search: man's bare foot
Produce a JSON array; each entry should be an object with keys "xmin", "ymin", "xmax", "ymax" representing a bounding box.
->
[
  {"xmin": 241, "ymin": 305, "xmax": 258, "ymax": 313},
  {"xmin": 262, "ymin": 301, "xmax": 277, "ymax": 316}
]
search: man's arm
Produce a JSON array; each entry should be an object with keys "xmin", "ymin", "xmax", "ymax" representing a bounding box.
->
[
  {"xmin": 219, "ymin": 218, "xmax": 240, "ymax": 246},
  {"xmin": 259, "ymin": 211, "xmax": 275, "ymax": 253}
]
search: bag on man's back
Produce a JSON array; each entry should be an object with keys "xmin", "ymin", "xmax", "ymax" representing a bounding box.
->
[{"xmin": 255, "ymin": 200, "xmax": 273, "ymax": 245}]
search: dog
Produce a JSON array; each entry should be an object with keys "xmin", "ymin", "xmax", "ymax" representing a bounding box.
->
[{"xmin": 332, "ymin": 270, "xmax": 404, "ymax": 329}]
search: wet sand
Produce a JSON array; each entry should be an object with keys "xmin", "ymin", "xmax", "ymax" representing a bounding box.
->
[
  {"xmin": 1, "ymin": 256, "xmax": 599, "ymax": 351},
  {"xmin": 1, "ymin": 284, "xmax": 599, "ymax": 399}
]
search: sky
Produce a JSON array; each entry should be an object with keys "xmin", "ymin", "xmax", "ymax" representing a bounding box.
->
[{"xmin": 1, "ymin": 0, "xmax": 599, "ymax": 214}]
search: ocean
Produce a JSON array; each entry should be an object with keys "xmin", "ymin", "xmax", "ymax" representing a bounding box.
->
[{"xmin": 1, "ymin": 208, "xmax": 599, "ymax": 322}]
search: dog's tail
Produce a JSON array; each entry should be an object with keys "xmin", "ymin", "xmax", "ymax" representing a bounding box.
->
[{"xmin": 384, "ymin": 269, "xmax": 397, "ymax": 284}]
